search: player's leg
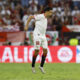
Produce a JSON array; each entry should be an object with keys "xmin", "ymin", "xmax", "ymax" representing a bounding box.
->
[
  {"xmin": 32, "ymin": 36, "xmax": 41, "ymax": 73},
  {"xmin": 32, "ymin": 49, "xmax": 39, "ymax": 67},
  {"xmin": 39, "ymin": 48, "xmax": 47, "ymax": 73},
  {"xmin": 40, "ymin": 48, "xmax": 47, "ymax": 67},
  {"xmin": 32, "ymin": 33, "xmax": 41, "ymax": 67},
  {"xmin": 39, "ymin": 37, "xmax": 48, "ymax": 73},
  {"xmin": 32, "ymin": 49, "xmax": 39, "ymax": 73}
]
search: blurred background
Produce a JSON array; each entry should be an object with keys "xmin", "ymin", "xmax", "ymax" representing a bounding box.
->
[
  {"xmin": 0, "ymin": 0, "xmax": 80, "ymax": 46},
  {"xmin": 0, "ymin": 1, "xmax": 80, "ymax": 79}
]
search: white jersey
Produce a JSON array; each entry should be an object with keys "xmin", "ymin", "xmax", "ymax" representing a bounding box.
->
[{"xmin": 33, "ymin": 14, "xmax": 47, "ymax": 35}]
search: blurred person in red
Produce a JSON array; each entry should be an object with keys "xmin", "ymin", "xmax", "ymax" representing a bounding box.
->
[
  {"xmin": 0, "ymin": 14, "xmax": 5, "ymax": 26},
  {"xmin": 73, "ymin": 14, "xmax": 80, "ymax": 25},
  {"xmin": 12, "ymin": 5, "xmax": 23, "ymax": 30},
  {"xmin": 0, "ymin": 14, "xmax": 6, "ymax": 31}
]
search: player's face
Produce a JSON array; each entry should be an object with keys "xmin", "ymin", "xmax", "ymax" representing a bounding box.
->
[
  {"xmin": 46, "ymin": 10, "xmax": 53, "ymax": 17},
  {"xmin": 49, "ymin": 10, "xmax": 53, "ymax": 15}
]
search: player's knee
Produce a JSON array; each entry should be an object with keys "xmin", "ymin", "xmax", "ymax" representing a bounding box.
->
[
  {"xmin": 43, "ymin": 49, "xmax": 48, "ymax": 53},
  {"xmin": 35, "ymin": 49, "xmax": 39, "ymax": 55},
  {"xmin": 43, "ymin": 49, "xmax": 48, "ymax": 56}
]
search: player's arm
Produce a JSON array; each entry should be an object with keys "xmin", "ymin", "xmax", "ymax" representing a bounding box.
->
[{"xmin": 24, "ymin": 16, "xmax": 34, "ymax": 31}]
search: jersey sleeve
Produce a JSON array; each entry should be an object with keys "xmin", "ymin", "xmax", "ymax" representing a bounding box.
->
[{"xmin": 34, "ymin": 14, "xmax": 45, "ymax": 20}]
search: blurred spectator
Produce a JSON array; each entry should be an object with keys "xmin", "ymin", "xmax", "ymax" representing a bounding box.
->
[
  {"xmin": 0, "ymin": 14, "xmax": 5, "ymax": 27},
  {"xmin": 12, "ymin": 0, "xmax": 21, "ymax": 6},
  {"xmin": 22, "ymin": 11, "xmax": 30, "ymax": 27},
  {"xmin": 47, "ymin": 0, "xmax": 53, "ymax": 8},
  {"xmin": 38, "ymin": 0, "xmax": 46, "ymax": 13},
  {"xmin": 28, "ymin": 0, "xmax": 38, "ymax": 14},
  {"xmin": 0, "ymin": 0, "xmax": 6, "ymax": 7},
  {"xmin": 47, "ymin": 17, "xmax": 53, "ymax": 31},
  {"xmin": 52, "ymin": 16, "xmax": 62, "ymax": 31},
  {"xmin": 52, "ymin": 2, "xmax": 62, "ymax": 18},
  {"xmin": 22, "ymin": 10, "xmax": 35, "ymax": 31},
  {"xmin": 21, "ymin": 0, "xmax": 29, "ymax": 7},
  {"xmin": 61, "ymin": 7, "xmax": 72, "ymax": 25},
  {"xmin": 72, "ymin": 6, "xmax": 80, "ymax": 16},
  {"xmin": 15, "ymin": 3, "xmax": 24, "ymax": 19},
  {"xmin": 38, "ymin": 0, "xmax": 46, "ymax": 6},
  {"xmin": 0, "ymin": 0, "xmax": 80, "ymax": 32},
  {"xmin": 29, "ymin": 0, "xmax": 38, "ymax": 5},
  {"xmin": 73, "ymin": 14, "xmax": 80, "ymax": 25},
  {"xmin": 1, "ymin": 5, "xmax": 11, "ymax": 15},
  {"xmin": 72, "ymin": 0, "xmax": 80, "ymax": 9},
  {"xmin": 3, "ymin": 14, "xmax": 12, "ymax": 25},
  {"xmin": 0, "ymin": 0, "xmax": 80, "ymax": 45}
]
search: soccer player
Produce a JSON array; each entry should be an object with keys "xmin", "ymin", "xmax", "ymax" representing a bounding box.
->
[{"xmin": 25, "ymin": 7, "xmax": 53, "ymax": 73}]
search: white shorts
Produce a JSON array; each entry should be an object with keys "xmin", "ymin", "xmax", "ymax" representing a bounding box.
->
[{"xmin": 33, "ymin": 33, "xmax": 48, "ymax": 50}]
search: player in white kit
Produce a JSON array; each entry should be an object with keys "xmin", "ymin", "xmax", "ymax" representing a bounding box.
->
[{"xmin": 25, "ymin": 7, "xmax": 53, "ymax": 73}]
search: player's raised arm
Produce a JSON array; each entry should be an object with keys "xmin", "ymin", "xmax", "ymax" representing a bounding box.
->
[{"xmin": 24, "ymin": 16, "xmax": 34, "ymax": 31}]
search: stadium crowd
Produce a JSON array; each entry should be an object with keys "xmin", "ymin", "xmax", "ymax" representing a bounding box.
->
[{"xmin": 0, "ymin": 0, "xmax": 80, "ymax": 31}]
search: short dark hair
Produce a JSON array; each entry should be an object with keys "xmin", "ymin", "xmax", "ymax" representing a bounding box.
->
[{"xmin": 44, "ymin": 6, "xmax": 52, "ymax": 12}]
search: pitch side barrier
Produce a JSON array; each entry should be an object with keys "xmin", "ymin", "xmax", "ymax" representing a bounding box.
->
[{"xmin": 0, "ymin": 46, "xmax": 80, "ymax": 63}]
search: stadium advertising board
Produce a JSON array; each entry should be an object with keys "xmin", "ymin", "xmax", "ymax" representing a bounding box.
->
[
  {"xmin": 76, "ymin": 46, "xmax": 80, "ymax": 63},
  {"xmin": 0, "ymin": 46, "xmax": 76, "ymax": 63},
  {"xmin": 62, "ymin": 25, "xmax": 80, "ymax": 32},
  {"xmin": 0, "ymin": 32, "xmax": 25, "ymax": 45},
  {"xmin": 66, "ymin": 25, "xmax": 80, "ymax": 32},
  {"xmin": 54, "ymin": 46, "xmax": 76, "ymax": 63}
]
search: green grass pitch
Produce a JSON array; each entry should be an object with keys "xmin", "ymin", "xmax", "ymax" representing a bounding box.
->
[{"xmin": 0, "ymin": 63, "xmax": 80, "ymax": 80}]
